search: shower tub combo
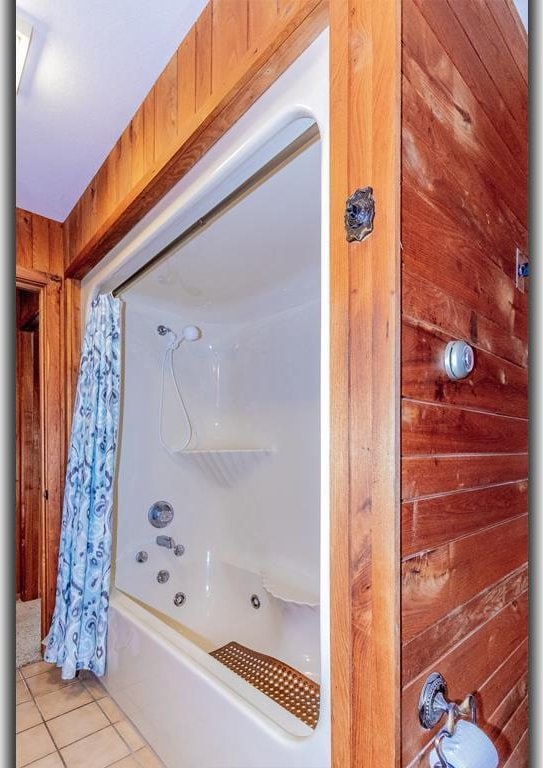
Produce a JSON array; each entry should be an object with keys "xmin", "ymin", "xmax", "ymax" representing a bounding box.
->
[{"xmin": 83, "ymin": 32, "xmax": 329, "ymax": 768}]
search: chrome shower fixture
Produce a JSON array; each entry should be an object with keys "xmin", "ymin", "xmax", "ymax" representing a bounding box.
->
[{"xmin": 156, "ymin": 324, "xmax": 202, "ymax": 341}]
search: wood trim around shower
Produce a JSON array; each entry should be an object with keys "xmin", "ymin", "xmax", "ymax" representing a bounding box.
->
[{"xmin": 62, "ymin": 0, "xmax": 329, "ymax": 280}]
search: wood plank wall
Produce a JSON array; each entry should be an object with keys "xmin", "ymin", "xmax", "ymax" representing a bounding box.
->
[
  {"xmin": 62, "ymin": 0, "xmax": 328, "ymax": 280},
  {"xmin": 400, "ymin": 1, "xmax": 528, "ymax": 765}
]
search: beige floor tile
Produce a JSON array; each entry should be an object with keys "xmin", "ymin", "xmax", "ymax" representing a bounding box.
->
[
  {"xmin": 133, "ymin": 747, "xmax": 166, "ymax": 768},
  {"xmin": 109, "ymin": 757, "xmax": 141, "ymax": 768},
  {"xmin": 16, "ymin": 723, "xmax": 56, "ymax": 768},
  {"xmin": 115, "ymin": 719, "xmax": 146, "ymax": 751},
  {"xmin": 48, "ymin": 701, "xmax": 110, "ymax": 748},
  {"xmin": 35, "ymin": 681, "xmax": 93, "ymax": 720},
  {"xmin": 98, "ymin": 696, "xmax": 125, "ymax": 723},
  {"xmin": 16, "ymin": 668, "xmax": 22, "ymax": 682},
  {"xmin": 60, "ymin": 725, "xmax": 130, "ymax": 768},
  {"xmin": 21, "ymin": 661, "xmax": 51, "ymax": 679},
  {"xmin": 26, "ymin": 668, "xmax": 73, "ymax": 697},
  {"xmin": 81, "ymin": 675, "xmax": 107, "ymax": 700},
  {"xmin": 26, "ymin": 753, "xmax": 64, "ymax": 768},
  {"xmin": 16, "ymin": 679, "xmax": 31, "ymax": 705},
  {"xmin": 16, "ymin": 701, "xmax": 43, "ymax": 733}
]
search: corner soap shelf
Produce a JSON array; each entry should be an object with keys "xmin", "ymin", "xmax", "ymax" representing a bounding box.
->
[
  {"xmin": 260, "ymin": 572, "xmax": 319, "ymax": 609},
  {"xmin": 175, "ymin": 448, "xmax": 273, "ymax": 487}
]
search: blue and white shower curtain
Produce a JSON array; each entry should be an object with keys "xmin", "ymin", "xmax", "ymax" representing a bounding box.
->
[{"xmin": 44, "ymin": 293, "xmax": 121, "ymax": 679}]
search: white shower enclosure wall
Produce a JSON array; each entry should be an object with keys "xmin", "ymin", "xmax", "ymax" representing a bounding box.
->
[{"xmin": 83, "ymin": 32, "xmax": 329, "ymax": 768}]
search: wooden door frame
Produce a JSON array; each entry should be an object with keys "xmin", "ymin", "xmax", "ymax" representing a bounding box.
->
[
  {"xmin": 329, "ymin": 2, "xmax": 401, "ymax": 766},
  {"xmin": 16, "ymin": 266, "xmax": 64, "ymax": 641}
]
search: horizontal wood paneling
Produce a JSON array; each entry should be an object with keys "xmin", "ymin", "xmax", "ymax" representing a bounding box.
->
[
  {"xmin": 411, "ymin": 0, "xmax": 527, "ymax": 172},
  {"xmin": 402, "ymin": 320, "xmax": 527, "ymax": 418},
  {"xmin": 402, "ymin": 271, "xmax": 527, "ymax": 370},
  {"xmin": 63, "ymin": 0, "xmax": 327, "ymax": 279},
  {"xmin": 402, "ymin": 453, "xmax": 528, "ymax": 499},
  {"xmin": 402, "ymin": 481, "xmax": 527, "ymax": 556},
  {"xmin": 402, "ymin": 515, "xmax": 528, "ymax": 640},
  {"xmin": 401, "ymin": 1, "xmax": 528, "ymax": 764},
  {"xmin": 402, "ymin": 400, "xmax": 528, "ymax": 455},
  {"xmin": 402, "ymin": 565, "xmax": 528, "ymax": 685},
  {"xmin": 402, "ymin": 591, "xmax": 528, "ymax": 764}
]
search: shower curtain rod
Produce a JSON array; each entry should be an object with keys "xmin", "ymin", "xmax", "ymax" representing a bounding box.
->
[{"xmin": 112, "ymin": 122, "xmax": 320, "ymax": 298}]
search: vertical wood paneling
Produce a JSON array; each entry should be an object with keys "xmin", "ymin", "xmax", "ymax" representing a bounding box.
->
[
  {"xmin": 143, "ymin": 89, "xmax": 156, "ymax": 169},
  {"xmin": 154, "ymin": 52, "xmax": 179, "ymax": 160},
  {"xmin": 63, "ymin": 0, "xmax": 326, "ymax": 277},
  {"xmin": 16, "ymin": 209, "xmax": 33, "ymax": 269},
  {"xmin": 129, "ymin": 108, "xmax": 145, "ymax": 187},
  {"xmin": 177, "ymin": 26, "xmax": 197, "ymax": 134},
  {"xmin": 195, "ymin": 3, "xmax": 213, "ymax": 112},
  {"xmin": 211, "ymin": 1, "xmax": 249, "ymax": 93},
  {"xmin": 31, "ymin": 214, "xmax": 50, "ymax": 273},
  {"xmin": 401, "ymin": 1, "xmax": 528, "ymax": 765},
  {"xmin": 248, "ymin": 1, "xmax": 279, "ymax": 47}
]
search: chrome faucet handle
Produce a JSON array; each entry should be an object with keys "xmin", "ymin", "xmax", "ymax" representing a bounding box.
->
[{"xmin": 156, "ymin": 535, "xmax": 185, "ymax": 556}]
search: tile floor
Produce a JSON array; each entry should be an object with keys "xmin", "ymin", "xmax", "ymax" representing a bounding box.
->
[{"xmin": 16, "ymin": 661, "xmax": 166, "ymax": 768}]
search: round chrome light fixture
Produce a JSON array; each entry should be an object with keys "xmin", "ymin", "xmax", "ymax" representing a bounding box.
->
[{"xmin": 443, "ymin": 340, "xmax": 474, "ymax": 381}]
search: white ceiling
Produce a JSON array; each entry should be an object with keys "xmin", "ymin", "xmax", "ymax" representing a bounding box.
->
[{"xmin": 15, "ymin": 0, "xmax": 528, "ymax": 224}]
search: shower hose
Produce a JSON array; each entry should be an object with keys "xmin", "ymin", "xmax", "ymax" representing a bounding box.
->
[{"xmin": 159, "ymin": 333, "xmax": 193, "ymax": 453}]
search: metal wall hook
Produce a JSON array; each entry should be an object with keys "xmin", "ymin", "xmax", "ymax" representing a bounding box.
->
[{"xmin": 419, "ymin": 673, "xmax": 476, "ymax": 733}]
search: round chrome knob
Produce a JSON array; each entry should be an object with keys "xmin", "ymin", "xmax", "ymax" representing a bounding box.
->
[
  {"xmin": 135, "ymin": 551, "xmax": 148, "ymax": 563},
  {"xmin": 148, "ymin": 501, "xmax": 174, "ymax": 528}
]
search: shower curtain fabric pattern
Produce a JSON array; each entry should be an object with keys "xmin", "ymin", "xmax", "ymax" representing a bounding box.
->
[{"xmin": 44, "ymin": 293, "xmax": 121, "ymax": 679}]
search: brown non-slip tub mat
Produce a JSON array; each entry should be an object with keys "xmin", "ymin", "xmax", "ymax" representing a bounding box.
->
[{"xmin": 210, "ymin": 641, "xmax": 320, "ymax": 729}]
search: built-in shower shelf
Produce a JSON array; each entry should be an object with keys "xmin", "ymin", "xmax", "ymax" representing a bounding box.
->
[
  {"xmin": 261, "ymin": 573, "xmax": 319, "ymax": 608},
  {"xmin": 176, "ymin": 448, "xmax": 273, "ymax": 487}
]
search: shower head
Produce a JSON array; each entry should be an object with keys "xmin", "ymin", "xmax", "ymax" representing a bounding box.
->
[
  {"xmin": 157, "ymin": 324, "xmax": 202, "ymax": 343},
  {"xmin": 181, "ymin": 325, "xmax": 202, "ymax": 342}
]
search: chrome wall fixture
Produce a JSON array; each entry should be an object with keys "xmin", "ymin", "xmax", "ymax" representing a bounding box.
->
[
  {"xmin": 443, "ymin": 340, "xmax": 475, "ymax": 381},
  {"xmin": 156, "ymin": 535, "xmax": 185, "ymax": 557},
  {"xmin": 135, "ymin": 551, "xmax": 148, "ymax": 563},
  {"xmin": 419, "ymin": 673, "xmax": 477, "ymax": 767},
  {"xmin": 148, "ymin": 500, "xmax": 174, "ymax": 528},
  {"xmin": 156, "ymin": 570, "xmax": 170, "ymax": 584}
]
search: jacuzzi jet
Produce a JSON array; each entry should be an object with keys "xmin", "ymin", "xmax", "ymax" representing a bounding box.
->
[
  {"xmin": 173, "ymin": 592, "xmax": 186, "ymax": 607},
  {"xmin": 157, "ymin": 570, "xmax": 170, "ymax": 584},
  {"xmin": 250, "ymin": 594, "xmax": 261, "ymax": 610}
]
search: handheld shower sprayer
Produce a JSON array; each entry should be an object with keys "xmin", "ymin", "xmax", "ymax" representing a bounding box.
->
[
  {"xmin": 156, "ymin": 324, "xmax": 202, "ymax": 344},
  {"xmin": 157, "ymin": 322, "xmax": 202, "ymax": 454}
]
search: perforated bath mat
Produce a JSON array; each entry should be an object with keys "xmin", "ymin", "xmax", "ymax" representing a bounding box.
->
[{"xmin": 210, "ymin": 641, "xmax": 320, "ymax": 729}]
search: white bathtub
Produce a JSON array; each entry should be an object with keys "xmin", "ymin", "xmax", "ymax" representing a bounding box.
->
[
  {"xmin": 103, "ymin": 588, "xmax": 330, "ymax": 767},
  {"xmin": 115, "ymin": 551, "xmax": 321, "ymax": 686}
]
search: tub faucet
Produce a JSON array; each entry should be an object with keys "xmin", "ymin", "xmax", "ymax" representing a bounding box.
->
[{"xmin": 156, "ymin": 535, "xmax": 185, "ymax": 557}]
